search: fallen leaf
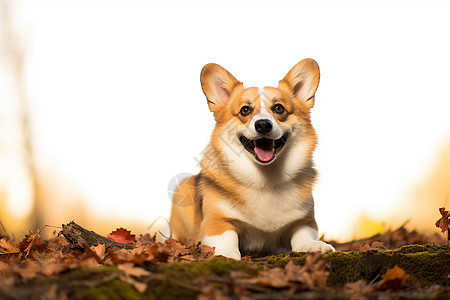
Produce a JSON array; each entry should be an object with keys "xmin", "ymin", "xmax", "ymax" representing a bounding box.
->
[
  {"xmin": 248, "ymin": 266, "xmax": 291, "ymax": 288},
  {"xmin": 198, "ymin": 280, "xmax": 233, "ymax": 300},
  {"xmin": 343, "ymin": 280, "xmax": 374, "ymax": 299},
  {"xmin": 165, "ymin": 238, "xmax": 190, "ymax": 256},
  {"xmin": 119, "ymin": 274, "xmax": 148, "ymax": 293},
  {"xmin": 39, "ymin": 284, "xmax": 68, "ymax": 300},
  {"xmin": 118, "ymin": 262, "xmax": 151, "ymax": 277},
  {"xmin": 19, "ymin": 230, "xmax": 46, "ymax": 257},
  {"xmin": 239, "ymin": 253, "xmax": 329, "ymax": 293},
  {"xmin": 47, "ymin": 236, "xmax": 69, "ymax": 250},
  {"xmin": 297, "ymin": 252, "xmax": 330, "ymax": 290},
  {"xmin": 359, "ymin": 241, "xmax": 385, "ymax": 251},
  {"xmin": 90, "ymin": 244, "xmax": 106, "ymax": 260},
  {"xmin": 200, "ymin": 245, "xmax": 215, "ymax": 254},
  {"xmin": 19, "ymin": 261, "xmax": 41, "ymax": 279},
  {"xmin": 78, "ymin": 257, "xmax": 100, "ymax": 269},
  {"xmin": 435, "ymin": 207, "xmax": 449, "ymax": 233},
  {"xmin": 107, "ymin": 228, "xmax": 136, "ymax": 244},
  {"xmin": 0, "ymin": 238, "xmax": 20, "ymax": 261},
  {"xmin": 383, "ymin": 265, "xmax": 410, "ymax": 283},
  {"xmin": 82, "ymin": 244, "xmax": 104, "ymax": 264},
  {"xmin": 117, "ymin": 263, "xmax": 151, "ymax": 294},
  {"xmin": 0, "ymin": 269, "xmax": 15, "ymax": 290},
  {"xmin": 375, "ymin": 265, "xmax": 410, "ymax": 291}
]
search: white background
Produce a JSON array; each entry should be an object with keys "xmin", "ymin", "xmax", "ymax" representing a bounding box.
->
[{"xmin": 3, "ymin": 0, "xmax": 450, "ymax": 240}]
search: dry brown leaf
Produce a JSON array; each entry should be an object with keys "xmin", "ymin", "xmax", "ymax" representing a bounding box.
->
[
  {"xmin": 200, "ymin": 245, "xmax": 215, "ymax": 254},
  {"xmin": 0, "ymin": 238, "xmax": 20, "ymax": 261},
  {"xmin": 82, "ymin": 244, "xmax": 104, "ymax": 264},
  {"xmin": 435, "ymin": 207, "xmax": 449, "ymax": 233},
  {"xmin": 343, "ymin": 280, "xmax": 374, "ymax": 298},
  {"xmin": 198, "ymin": 281, "xmax": 233, "ymax": 300},
  {"xmin": 239, "ymin": 253, "xmax": 329, "ymax": 293},
  {"xmin": 90, "ymin": 244, "xmax": 106, "ymax": 260},
  {"xmin": 247, "ymin": 269, "xmax": 290, "ymax": 288},
  {"xmin": 300, "ymin": 252, "xmax": 330, "ymax": 290},
  {"xmin": 117, "ymin": 263, "xmax": 151, "ymax": 294},
  {"xmin": 119, "ymin": 274, "xmax": 148, "ymax": 293},
  {"xmin": 47, "ymin": 235, "xmax": 70, "ymax": 250},
  {"xmin": 107, "ymin": 243, "xmax": 170, "ymax": 265},
  {"xmin": 78, "ymin": 257, "xmax": 100, "ymax": 269},
  {"xmin": 165, "ymin": 238, "xmax": 190, "ymax": 255},
  {"xmin": 19, "ymin": 230, "xmax": 45, "ymax": 257},
  {"xmin": 359, "ymin": 241, "xmax": 385, "ymax": 251},
  {"xmin": 39, "ymin": 284, "xmax": 68, "ymax": 300},
  {"xmin": 32, "ymin": 251, "xmax": 71, "ymax": 276},
  {"xmin": 118, "ymin": 262, "xmax": 151, "ymax": 278},
  {"xmin": 19, "ymin": 261, "xmax": 41, "ymax": 279}
]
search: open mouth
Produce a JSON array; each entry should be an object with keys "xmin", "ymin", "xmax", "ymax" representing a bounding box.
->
[{"xmin": 239, "ymin": 134, "xmax": 289, "ymax": 164}]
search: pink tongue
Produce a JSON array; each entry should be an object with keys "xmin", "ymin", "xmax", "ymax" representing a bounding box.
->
[{"xmin": 254, "ymin": 139, "xmax": 275, "ymax": 162}]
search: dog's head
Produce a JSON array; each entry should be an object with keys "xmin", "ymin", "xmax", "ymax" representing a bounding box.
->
[{"xmin": 200, "ymin": 59, "xmax": 320, "ymax": 184}]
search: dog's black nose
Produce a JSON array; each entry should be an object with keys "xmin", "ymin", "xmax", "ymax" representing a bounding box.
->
[{"xmin": 255, "ymin": 119, "xmax": 273, "ymax": 134}]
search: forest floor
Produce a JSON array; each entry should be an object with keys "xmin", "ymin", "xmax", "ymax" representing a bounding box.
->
[{"xmin": 0, "ymin": 221, "xmax": 449, "ymax": 300}]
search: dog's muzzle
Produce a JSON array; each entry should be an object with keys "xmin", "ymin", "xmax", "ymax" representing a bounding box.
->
[{"xmin": 239, "ymin": 133, "xmax": 289, "ymax": 164}]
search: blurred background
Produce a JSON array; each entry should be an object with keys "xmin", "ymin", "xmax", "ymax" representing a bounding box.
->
[{"xmin": 0, "ymin": 0, "xmax": 449, "ymax": 242}]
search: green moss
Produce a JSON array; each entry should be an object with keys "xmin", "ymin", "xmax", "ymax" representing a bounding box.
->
[
  {"xmin": 80, "ymin": 279, "xmax": 142, "ymax": 300},
  {"xmin": 255, "ymin": 252, "xmax": 309, "ymax": 267},
  {"xmin": 388, "ymin": 244, "xmax": 448, "ymax": 254},
  {"xmin": 144, "ymin": 279, "xmax": 197, "ymax": 300},
  {"xmin": 157, "ymin": 257, "xmax": 259, "ymax": 278},
  {"xmin": 326, "ymin": 251, "xmax": 366, "ymax": 286}
]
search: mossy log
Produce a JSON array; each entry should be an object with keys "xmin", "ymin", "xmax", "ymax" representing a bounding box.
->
[
  {"xmin": 1, "ymin": 244, "xmax": 449, "ymax": 300},
  {"xmin": 258, "ymin": 244, "xmax": 450, "ymax": 287}
]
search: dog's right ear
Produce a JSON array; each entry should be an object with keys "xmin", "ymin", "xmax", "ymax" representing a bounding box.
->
[{"xmin": 200, "ymin": 63, "xmax": 241, "ymax": 113}]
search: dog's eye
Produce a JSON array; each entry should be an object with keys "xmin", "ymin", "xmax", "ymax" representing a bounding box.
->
[
  {"xmin": 240, "ymin": 106, "xmax": 252, "ymax": 117},
  {"xmin": 272, "ymin": 104, "xmax": 285, "ymax": 114}
]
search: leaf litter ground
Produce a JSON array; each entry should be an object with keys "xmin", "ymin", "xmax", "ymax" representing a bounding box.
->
[{"xmin": 0, "ymin": 217, "xmax": 449, "ymax": 300}]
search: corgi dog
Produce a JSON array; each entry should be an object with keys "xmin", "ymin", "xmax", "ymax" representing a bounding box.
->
[{"xmin": 170, "ymin": 58, "xmax": 335, "ymax": 259}]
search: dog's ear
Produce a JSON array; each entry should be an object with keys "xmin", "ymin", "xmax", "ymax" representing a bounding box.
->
[
  {"xmin": 281, "ymin": 58, "xmax": 320, "ymax": 109},
  {"xmin": 200, "ymin": 63, "xmax": 241, "ymax": 112}
]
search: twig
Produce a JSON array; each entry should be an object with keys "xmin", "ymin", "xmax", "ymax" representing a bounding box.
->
[
  {"xmin": 148, "ymin": 216, "xmax": 172, "ymax": 239},
  {"xmin": 0, "ymin": 220, "xmax": 9, "ymax": 240}
]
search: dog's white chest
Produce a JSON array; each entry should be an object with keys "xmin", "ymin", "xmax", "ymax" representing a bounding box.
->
[{"xmin": 219, "ymin": 185, "xmax": 307, "ymax": 232}]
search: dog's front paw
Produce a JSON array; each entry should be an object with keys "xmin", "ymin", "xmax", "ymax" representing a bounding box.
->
[
  {"xmin": 292, "ymin": 241, "xmax": 335, "ymax": 254},
  {"xmin": 202, "ymin": 230, "xmax": 241, "ymax": 260}
]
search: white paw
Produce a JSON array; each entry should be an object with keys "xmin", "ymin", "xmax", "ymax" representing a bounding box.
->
[
  {"xmin": 292, "ymin": 241, "xmax": 335, "ymax": 254},
  {"xmin": 202, "ymin": 230, "xmax": 241, "ymax": 260}
]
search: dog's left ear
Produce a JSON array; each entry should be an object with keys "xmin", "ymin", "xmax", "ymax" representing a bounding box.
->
[
  {"xmin": 200, "ymin": 63, "xmax": 241, "ymax": 113},
  {"xmin": 280, "ymin": 58, "xmax": 320, "ymax": 109}
]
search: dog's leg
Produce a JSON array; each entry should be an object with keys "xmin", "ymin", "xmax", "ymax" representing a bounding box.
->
[
  {"xmin": 201, "ymin": 218, "xmax": 241, "ymax": 260},
  {"xmin": 291, "ymin": 225, "xmax": 335, "ymax": 253},
  {"xmin": 170, "ymin": 176, "xmax": 202, "ymax": 241}
]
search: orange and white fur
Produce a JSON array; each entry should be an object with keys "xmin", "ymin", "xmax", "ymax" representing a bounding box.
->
[{"xmin": 170, "ymin": 59, "xmax": 335, "ymax": 259}]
